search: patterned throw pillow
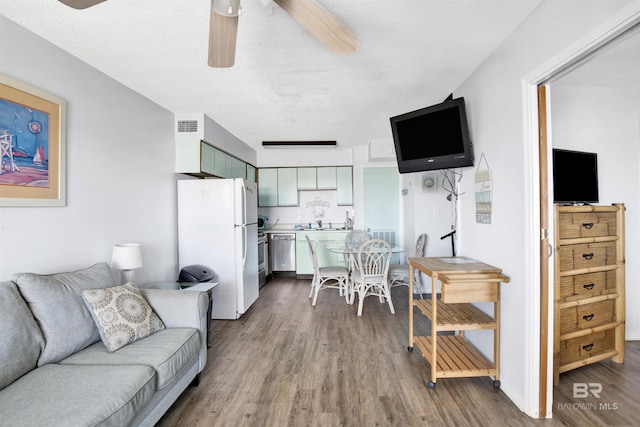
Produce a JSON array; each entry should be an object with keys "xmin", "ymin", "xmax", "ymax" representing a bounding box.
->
[{"xmin": 82, "ymin": 283, "xmax": 165, "ymax": 352}]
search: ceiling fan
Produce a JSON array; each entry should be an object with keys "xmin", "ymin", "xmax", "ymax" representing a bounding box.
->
[{"xmin": 57, "ymin": 0, "xmax": 358, "ymax": 68}]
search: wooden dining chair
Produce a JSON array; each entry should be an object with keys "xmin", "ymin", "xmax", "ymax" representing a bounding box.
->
[
  {"xmin": 350, "ymin": 239, "xmax": 394, "ymax": 316},
  {"xmin": 306, "ymin": 235, "xmax": 350, "ymax": 306},
  {"xmin": 389, "ymin": 233, "xmax": 427, "ymax": 298}
]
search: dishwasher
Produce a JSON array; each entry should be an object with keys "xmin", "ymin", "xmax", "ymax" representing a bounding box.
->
[{"xmin": 271, "ymin": 233, "xmax": 296, "ymax": 274}]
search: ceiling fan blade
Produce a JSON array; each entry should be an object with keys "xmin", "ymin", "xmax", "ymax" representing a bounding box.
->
[
  {"xmin": 274, "ymin": 0, "xmax": 358, "ymax": 56},
  {"xmin": 57, "ymin": 0, "xmax": 107, "ymax": 9},
  {"xmin": 208, "ymin": 1, "xmax": 239, "ymax": 68}
]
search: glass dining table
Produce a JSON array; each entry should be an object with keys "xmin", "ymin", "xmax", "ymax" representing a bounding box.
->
[
  {"xmin": 327, "ymin": 243, "xmax": 404, "ymax": 304},
  {"xmin": 326, "ymin": 244, "xmax": 405, "ymax": 275}
]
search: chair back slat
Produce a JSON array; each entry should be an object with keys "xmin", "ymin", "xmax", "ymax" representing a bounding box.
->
[{"xmin": 357, "ymin": 239, "xmax": 392, "ymax": 281}]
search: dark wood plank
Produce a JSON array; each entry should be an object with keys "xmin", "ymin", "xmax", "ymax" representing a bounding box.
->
[{"xmin": 156, "ymin": 277, "xmax": 640, "ymax": 426}]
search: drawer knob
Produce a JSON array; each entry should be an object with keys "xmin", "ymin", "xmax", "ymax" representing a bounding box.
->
[
  {"xmin": 583, "ymin": 283, "xmax": 595, "ymax": 290},
  {"xmin": 582, "ymin": 222, "xmax": 594, "ymax": 229},
  {"xmin": 582, "ymin": 343, "xmax": 594, "ymax": 351},
  {"xmin": 582, "ymin": 253, "xmax": 594, "ymax": 260},
  {"xmin": 582, "ymin": 314, "xmax": 594, "ymax": 321}
]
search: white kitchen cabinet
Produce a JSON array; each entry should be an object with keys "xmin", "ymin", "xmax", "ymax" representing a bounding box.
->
[
  {"xmin": 297, "ymin": 167, "xmax": 317, "ymax": 190},
  {"xmin": 246, "ymin": 165, "xmax": 256, "ymax": 182},
  {"xmin": 176, "ymin": 139, "xmax": 255, "ymax": 180},
  {"xmin": 317, "ymin": 167, "xmax": 337, "ymax": 189},
  {"xmin": 258, "ymin": 168, "xmax": 278, "ymax": 206},
  {"xmin": 201, "ymin": 142, "xmax": 216, "ymax": 175},
  {"xmin": 212, "ymin": 147, "xmax": 227, "ymax": 178},
  {"xmin": 336, "ymin": 166, "xmax": 353, "ymax": 205},
  {"xmin": 277, "ymin": 168, "xmax": 298, "ymax": 206},
  {"xmin": 226, "ymin": 156, "xmax": 244, "ymax": 179}
]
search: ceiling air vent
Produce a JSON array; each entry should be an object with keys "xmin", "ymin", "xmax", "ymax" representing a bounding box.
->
[{"xmin": 177, "ymin": 119, "xmax": 199, "ymax": 134}]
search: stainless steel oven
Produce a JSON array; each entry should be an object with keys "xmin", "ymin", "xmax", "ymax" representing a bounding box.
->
[{"xmin": 258, "ymin": 232, "xmax": 266, "ymax": 288}]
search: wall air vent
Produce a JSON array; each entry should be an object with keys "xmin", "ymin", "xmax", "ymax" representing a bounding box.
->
[
  {"xmin": 177, "ymin": 120, "xmax": 199, "ymax": 134},
  {"xmin": 174, "ymin": 114, "xmax": 204, "ymax": 139}
]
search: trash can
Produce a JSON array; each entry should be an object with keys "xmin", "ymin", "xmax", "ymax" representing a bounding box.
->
[
  {"xmin": 178, "ymin": 265, "xmax": 215, "ymax": 287},
  {"xmin": 178, "ymin": 264, "xmax": 215, "ymax": 348}
]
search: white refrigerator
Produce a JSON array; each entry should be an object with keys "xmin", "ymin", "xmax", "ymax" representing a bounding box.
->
[{"xmin": 177, "ymin": 178, "xmax": 259, "ymax": 320}]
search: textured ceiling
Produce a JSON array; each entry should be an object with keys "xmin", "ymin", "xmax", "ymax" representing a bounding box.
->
[{"xmin": 0, "ymin": 0, "xmax": 545, "ymax": 151}]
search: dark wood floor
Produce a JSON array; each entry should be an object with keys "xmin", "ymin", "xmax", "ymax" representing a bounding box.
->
[{"xmin": 157, "ymin": 278, "xmax": 640, "ymax": 426}]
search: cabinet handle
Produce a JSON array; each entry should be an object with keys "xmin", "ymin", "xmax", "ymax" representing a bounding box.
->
[
  {"xmin": 583, "ymin": 283, "xmax": 595, "ymax": 290},
  {"xmin": 582, "ymin": 223, "xmax": 594, "ymax": 229},
  {"xmin": 582, "ymin": 314, "xmax": 594, "ymax": 321},
  {"xmin": 582, "ymin": 343, "xmax": 594, "ymax": 351},
  {"xmin": 582, "ymin": 253, "xmax": 594, "ymax": 260}
]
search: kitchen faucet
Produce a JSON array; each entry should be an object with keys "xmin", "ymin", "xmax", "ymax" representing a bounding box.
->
[{"xmin": 316, "ymin": 220, "xmax": 322, "ymax": 229}]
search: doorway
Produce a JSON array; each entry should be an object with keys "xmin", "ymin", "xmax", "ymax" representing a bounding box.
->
[
  {"xmin": 363, "ymin": 167, "xmax": 400, "ymax": 257},
  {"xmin": 527, "ymin": 10, "xmax": 640, "ymax": 418}
]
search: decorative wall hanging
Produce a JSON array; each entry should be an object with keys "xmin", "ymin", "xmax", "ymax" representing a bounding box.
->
[
  {"xmin": 0, "ymin": 74, "xmax": 66, "ymax": 206},
  {"xmin": 475, "ymin": 153, "xmax": 492, "ymax": 224},
  {"xmin": 306, "ymin": 196, "xmax": 330, "ymax": 218}
]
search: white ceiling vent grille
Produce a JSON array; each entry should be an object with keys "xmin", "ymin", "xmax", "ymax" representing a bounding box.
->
[{"xmin": 177, "ymin": 119, "xmax": 199, "ymax": 134}]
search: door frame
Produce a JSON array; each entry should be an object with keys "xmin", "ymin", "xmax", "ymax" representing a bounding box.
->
[{"xmin": 522, "ymin": 4, "xmax": 640, "ymax": 418}]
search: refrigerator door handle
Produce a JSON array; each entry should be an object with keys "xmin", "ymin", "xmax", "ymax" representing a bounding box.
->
[
  {"xmin": 241, "ymin": 224, "xmax": 247, "ymax": 269},
  {"xmin": 241, "ymin": 179, "xmax": 247, "ymax": 226}
]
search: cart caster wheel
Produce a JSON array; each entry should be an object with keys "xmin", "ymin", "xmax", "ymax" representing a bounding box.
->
[
  {"xmin": 407, "ymin": 346, "xmax": 414, "ymax": 352},
  {"xmin": 493, "ymin": 380, "xmax": 501, "ymax": 389},
  {"xmin": 428, "ymin": 381, "xmax": 436, "ymax": 389}
]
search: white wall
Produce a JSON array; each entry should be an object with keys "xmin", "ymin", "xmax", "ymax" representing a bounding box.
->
[
  {"xmin": 451, "ymin": 0, "xmax": 636, "ymax": 417},
  {"xmin": 0, "ymin": 17, "xmax": 171, "ymax": 283},
  {"xmin": 551, "ymin": 85, "xmax": 640, "ymax": 339}
]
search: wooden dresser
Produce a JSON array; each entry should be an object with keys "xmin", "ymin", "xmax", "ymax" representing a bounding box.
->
[{"xmin": 554, "ymin": 204, "xmax": 625, "ymax": 384}]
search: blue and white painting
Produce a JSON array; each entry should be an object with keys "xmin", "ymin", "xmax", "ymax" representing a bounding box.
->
[{"xmin": 0, "ymin": 98, "xmax": 50, "ymax": 187}]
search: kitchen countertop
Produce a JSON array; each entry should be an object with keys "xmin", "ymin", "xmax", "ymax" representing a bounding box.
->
[{"xmin": 263, "ymin": 228, "xmax": 351, "ymax": 234}]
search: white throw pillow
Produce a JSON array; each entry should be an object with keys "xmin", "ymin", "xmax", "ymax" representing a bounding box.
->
[{"xmin": 82, "ymin": 283, "xmax": 165, "ymax": 352}]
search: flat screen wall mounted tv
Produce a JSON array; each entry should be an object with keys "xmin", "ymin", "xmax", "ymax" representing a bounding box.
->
[
  {"xmin": 390, "ymin": 97, "xmax": 474, "ymax": 174},
  {"xmin": 552, "ymin": 148, "xmax": 599, "ymax": 205}
]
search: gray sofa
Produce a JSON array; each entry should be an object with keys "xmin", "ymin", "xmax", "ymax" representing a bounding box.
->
[{"xmin": 0, "ymin": 262, "xmax": 209, "ymax": 427}]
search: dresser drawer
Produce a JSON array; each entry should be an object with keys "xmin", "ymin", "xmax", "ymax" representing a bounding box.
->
[
  {"xmin": 559, "ymin": 299, "xmax": 615, "ymax": 335},
  {"xmin": 559, "ymin": 329, "xmax": 615, "ymax": 366},
  {"xmin": 558, "ymin": 212, "xmax": 617, "ymax": 239},
  {"xmin": 558, "ymin": 241, "xmax": 616, "ymax": 271},
  {"xmin": 559, "ymin": 270, "xmax": 617, "ymax": 302}
]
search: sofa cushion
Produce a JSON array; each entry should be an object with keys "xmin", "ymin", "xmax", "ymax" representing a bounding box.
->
[
  {"xmin": 0, "ymin": 363, "xmax": 155, "ymax": 427},
  {"xmin": 60, "ymin": 328, "xmax": 200, "ymax": 390},
  {"xmin": 0, "ymin": 281, "xmax": 45, "ymax": 390},
  {"xmin": 82, "ymin": 283, "xmax": 165, "ymax": 352},
  {"xmin": 13, "ymin": 262, "xmax": 116, "ymax": 366}
]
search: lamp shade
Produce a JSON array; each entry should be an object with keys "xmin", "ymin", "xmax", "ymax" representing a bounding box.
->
[{"xmin": 111, "ymin": 243, "xmax": 143, "ymax": 270}]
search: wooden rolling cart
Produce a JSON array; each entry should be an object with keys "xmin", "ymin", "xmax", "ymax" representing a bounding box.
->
[{"xmin": 408, "ymin": 257, "xmax": 509, "ymax": 389}]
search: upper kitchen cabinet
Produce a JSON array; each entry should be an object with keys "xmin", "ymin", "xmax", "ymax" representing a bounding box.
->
[
  {"xmin": 258, "ymin": 166, "xmax": 353, "ymax": 207},
  {"xmin": 258, "ymin": 168, "xmax": 298, "ymax": 206},
  {"xmin": 246, "ymin": 165, "xmax": 256, "ymax": 183},
  {"xmin": 176, "ymin": 139, "xmax": 255, "ymax": 181},
  {"xmin": 297, "ymin": 168, "xmax": 317, "ymax": 190},
  {"xmin": 227, "ymin": 156, "xmax": 246, "ymax": 179},
  {"xmin": 317, "ymin": 167, "xmax": 337, "ymax": 189},
  {"xmin": 258, "ymin": 168, "xmax": 278, "ymax": 206},
  {"xmin": 336, "ymin": 166, "xmax": 353, "ymax": 205},
  {"xmin": 277, "ymin": 168, "xmax": 298, "ymax": 206},
  {"xmin": 176, "ymin": 139, "xmax": 214, "ymax": 177}
]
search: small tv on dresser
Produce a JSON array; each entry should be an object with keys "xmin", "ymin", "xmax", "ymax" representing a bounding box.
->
[{"xmin": 552, "ymin": 148, "xmax": 599, "ymax": 204}]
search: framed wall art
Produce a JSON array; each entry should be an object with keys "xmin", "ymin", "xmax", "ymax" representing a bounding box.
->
[{"xmin": 0, "ymin": 74, "xmax": 66, "ymax": 206}]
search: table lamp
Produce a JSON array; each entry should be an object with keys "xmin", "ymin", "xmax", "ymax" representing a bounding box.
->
[{"xmin": 111, "ymin": 243, "xmax": 143, "ymax": 284}]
